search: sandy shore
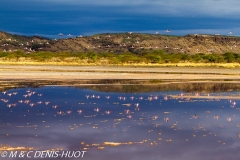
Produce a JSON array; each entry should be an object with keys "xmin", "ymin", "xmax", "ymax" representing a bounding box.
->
[
  {"xmin": 169, "ymin": 95, "xmax": 240, "ymax": 100},
  {"xmin": 0, "ymin": 65, "xmax": 240, "ymax": 81}
]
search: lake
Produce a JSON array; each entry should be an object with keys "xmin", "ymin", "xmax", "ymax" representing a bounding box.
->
[{"xmin": 0, "ymin": 83, "xmax": 240, "ymax": 160}]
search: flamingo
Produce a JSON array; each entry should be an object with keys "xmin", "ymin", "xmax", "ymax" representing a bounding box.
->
[
  {"xmin": 52, "ymin": 105, "xmax": 58, "ymax": 109},
  {"xmin": 105, "ymin": 111, "xmax": 111, "ymax": 115},
  {"xmin": 94, "ymin": 108, "xmax": 100, "ymax": 112},
  {"xmin": 77, "ymin": 110, "xmax": 83, "ymax": 114}
]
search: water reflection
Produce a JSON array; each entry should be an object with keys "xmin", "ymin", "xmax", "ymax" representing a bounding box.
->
[{"xmin": 0, "ymin": 84, "xmax": 240, "ymax": 160}]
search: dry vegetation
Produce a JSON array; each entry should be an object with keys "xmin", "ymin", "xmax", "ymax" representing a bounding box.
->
[{"xmin": 1, "ymin": 31, "xmax": 240, "ymax": 67}]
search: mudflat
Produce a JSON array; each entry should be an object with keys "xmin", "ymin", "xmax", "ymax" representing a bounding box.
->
[{"xmin": 0, "ymin": 65, "xmax": 240, "ymax": 81}]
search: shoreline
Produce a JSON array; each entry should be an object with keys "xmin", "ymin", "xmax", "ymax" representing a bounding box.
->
[
  {"xmin": 1, "ymin": 61, "xmax": 240, "ymax": 68},
  {"xmin": 169, "ymin": 95, "xmax": 240, "ymax": 100},
  {"xmin": 0, "ymin": 65, "xmax": 240, "ymax": 81}
]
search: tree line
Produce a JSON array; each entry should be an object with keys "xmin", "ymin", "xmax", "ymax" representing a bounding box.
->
[{"xmin": 0, "ymin": 50, "xmax": 239, "ymax": 64}]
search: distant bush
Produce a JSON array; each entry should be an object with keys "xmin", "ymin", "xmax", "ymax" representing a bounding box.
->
[
  {"xmin": 181, "ymin": 54, "xmax": 191, "ymax": 62},
  {"xmin": 223, "ymin": 52, "xmax": 237, "ymax": 63},
  {"xmin": 144, "ymin": 53, "xmax": 161, "ymax": 63},
  {"xmin": 76, "ymin": 52, "xmax": 87, "ymax": 59},
  {"xmin": 192, "ymin": 54, "xmax": 203, "ymax": 62},
  {"xmin": 0, "ymin": 52, "xmax": 10, "ymax": 57},
  {"xmin": 206, "ymin": 54, "xmax": 218, "ymax": 62},
  {"xmin": 87, "ymin": 52, "xmax": 98, "ymax": 62},
  {"xmin": 117, "ymin": 52, "xmax": 141, "ymax": 63},
  {"xmin": 30, "ymin": 52, "xmax": 55, "ymax": 61}
]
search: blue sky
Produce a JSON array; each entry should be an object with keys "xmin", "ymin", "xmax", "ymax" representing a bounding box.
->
[
  {"xmin": 1, "ymin": 0, "xmax": 240, "ymax": 37},
  {"xmin": 10, "ymin": 0, "xmax": 239, "ymax": 17}
]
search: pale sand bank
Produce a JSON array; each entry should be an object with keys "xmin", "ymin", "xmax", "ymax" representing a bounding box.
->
[
  {"xmin": 0, "ymin": 65, "xmax": 240, "ymax": 80},
  {"xmin": 169, "ymin": 95, "xmax": 240, "ymax": 100}
]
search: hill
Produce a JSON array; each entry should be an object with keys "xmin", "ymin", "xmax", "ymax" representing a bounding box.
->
[{"xmin": 1, "ymin": 31, "xmax": 240, "ymax": 54}]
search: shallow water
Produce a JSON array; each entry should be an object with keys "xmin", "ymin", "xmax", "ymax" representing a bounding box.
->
[{"xmin": 0, "ymin": 85, "xmax": 240, "ymax": 160}]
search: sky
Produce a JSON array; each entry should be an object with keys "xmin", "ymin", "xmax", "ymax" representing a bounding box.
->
[{"xmin": 1, "ymin": 0, "xmax": 240, "ymax": 38}]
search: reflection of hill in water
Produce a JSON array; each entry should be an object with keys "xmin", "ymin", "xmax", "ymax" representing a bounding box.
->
[
  {"xmin": 1, "ymin": 80, "xmax": 239, "ymax": 93},
  {"xmin": 79, "ymin": 83, "xmax": 240, "ymax": 93}
]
